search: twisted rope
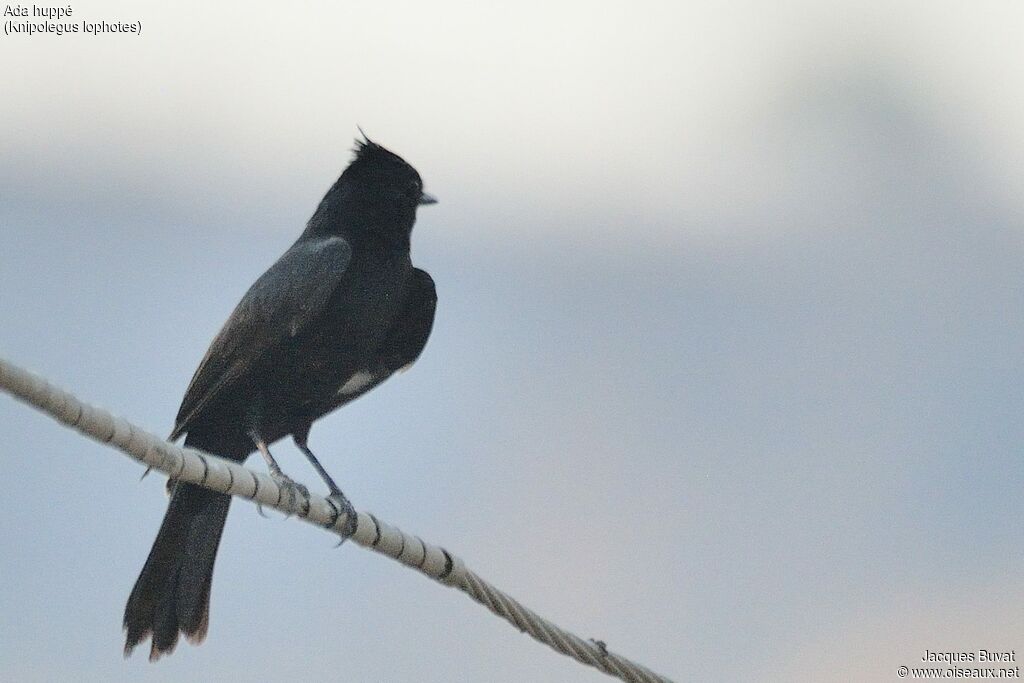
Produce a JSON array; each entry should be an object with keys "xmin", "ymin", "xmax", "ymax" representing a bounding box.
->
[{"xmin": 0, "ymin": 356, "xmax": 674, "ymax": 683}]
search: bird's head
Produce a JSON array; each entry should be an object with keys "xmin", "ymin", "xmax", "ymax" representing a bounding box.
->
[{"xmin": 307, "ymin": 133, "xmax": 436, "ymax": 245}]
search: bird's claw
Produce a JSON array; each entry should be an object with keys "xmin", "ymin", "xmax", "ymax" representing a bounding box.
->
[
  {"xmin": 270, "ymin": 471, "xmax": 310, "ymax": 518},
  {"xmin": 326, "ymin": 490, "xmax": 357, "ymax": 545}
]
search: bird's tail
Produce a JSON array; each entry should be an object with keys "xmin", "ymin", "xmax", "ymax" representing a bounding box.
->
[{"xmin": 123, "ymin": 433, "xmax": 239, "ymax": 660}]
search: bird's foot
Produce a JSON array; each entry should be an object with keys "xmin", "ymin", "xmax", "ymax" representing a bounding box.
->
[
  {"xmin": 326, "ymin": 489, "xmax": 357, "ymax": 544},
  {"xmin": 270, "ymin": 470, "xmax": 310, "ymax": 518}
]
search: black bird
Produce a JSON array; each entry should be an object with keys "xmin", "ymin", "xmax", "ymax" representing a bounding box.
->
[{"xmin": 123, "ymin": 136, "xmax": 438, "ymax": 660}]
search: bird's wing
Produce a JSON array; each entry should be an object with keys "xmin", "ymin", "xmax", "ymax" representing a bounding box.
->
[
  {"xmin": 329, "ymin": 267, "xmax": 437, "ymax": 408},
  {"xmin": 170, "ymin": 236, "xmax": 353, "ymax": 440}
]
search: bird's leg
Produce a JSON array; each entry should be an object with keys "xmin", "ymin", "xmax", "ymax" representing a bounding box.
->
[
  {"xmin": 294, "ymin": 437, "xmax": 357, "ymax": 539},
  {"xmin": 293, "ymin": 440, "xmax": 343, "ymax": 496},
  {"xmin": 248, "ymin": 431, "xmax": 309, "ymax": 517}
]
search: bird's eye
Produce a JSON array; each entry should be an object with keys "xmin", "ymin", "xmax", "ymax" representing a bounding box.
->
[{"xmin": 394, "ymin": 180, "xmax": 420, "ymax": 208}]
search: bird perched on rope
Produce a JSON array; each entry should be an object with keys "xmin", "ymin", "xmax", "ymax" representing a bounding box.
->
[{"xmin": 123, "ymin": 135, "xmax": 438, "ymax": 661}]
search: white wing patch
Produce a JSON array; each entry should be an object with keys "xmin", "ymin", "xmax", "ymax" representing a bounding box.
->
[{"xmin": 336, "ymin": 369, "xmax": 375, "ymax": 396}]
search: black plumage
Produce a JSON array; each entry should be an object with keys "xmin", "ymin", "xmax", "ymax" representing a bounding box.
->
[{"xmin": 123, "ymin": 137, "xmax": 438, "ymax": 660}]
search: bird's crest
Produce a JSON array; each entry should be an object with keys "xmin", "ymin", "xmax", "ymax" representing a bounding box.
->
[
  {"xmin": 353, "ymin": 127, "xmax": 382, "ymax": 159},
  {"xmin": 351, "ymin": 128, "xmax": 408, "ymax": 168}
]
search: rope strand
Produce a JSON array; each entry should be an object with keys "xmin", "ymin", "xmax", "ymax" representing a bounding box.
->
[{"xmin": 0, "ymin": 356, "xmax": 674, "ymax": 683}]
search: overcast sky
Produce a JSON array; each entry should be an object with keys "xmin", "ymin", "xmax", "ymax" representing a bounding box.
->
[{"xmin": 2, "ymin": 2, "xmax": 1023, "ymax": 681}]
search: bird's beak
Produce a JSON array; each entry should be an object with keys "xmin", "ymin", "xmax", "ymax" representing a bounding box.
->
[{"xmin": 418, "ymin": 192, "xmax": 438, "ymax": 206}]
